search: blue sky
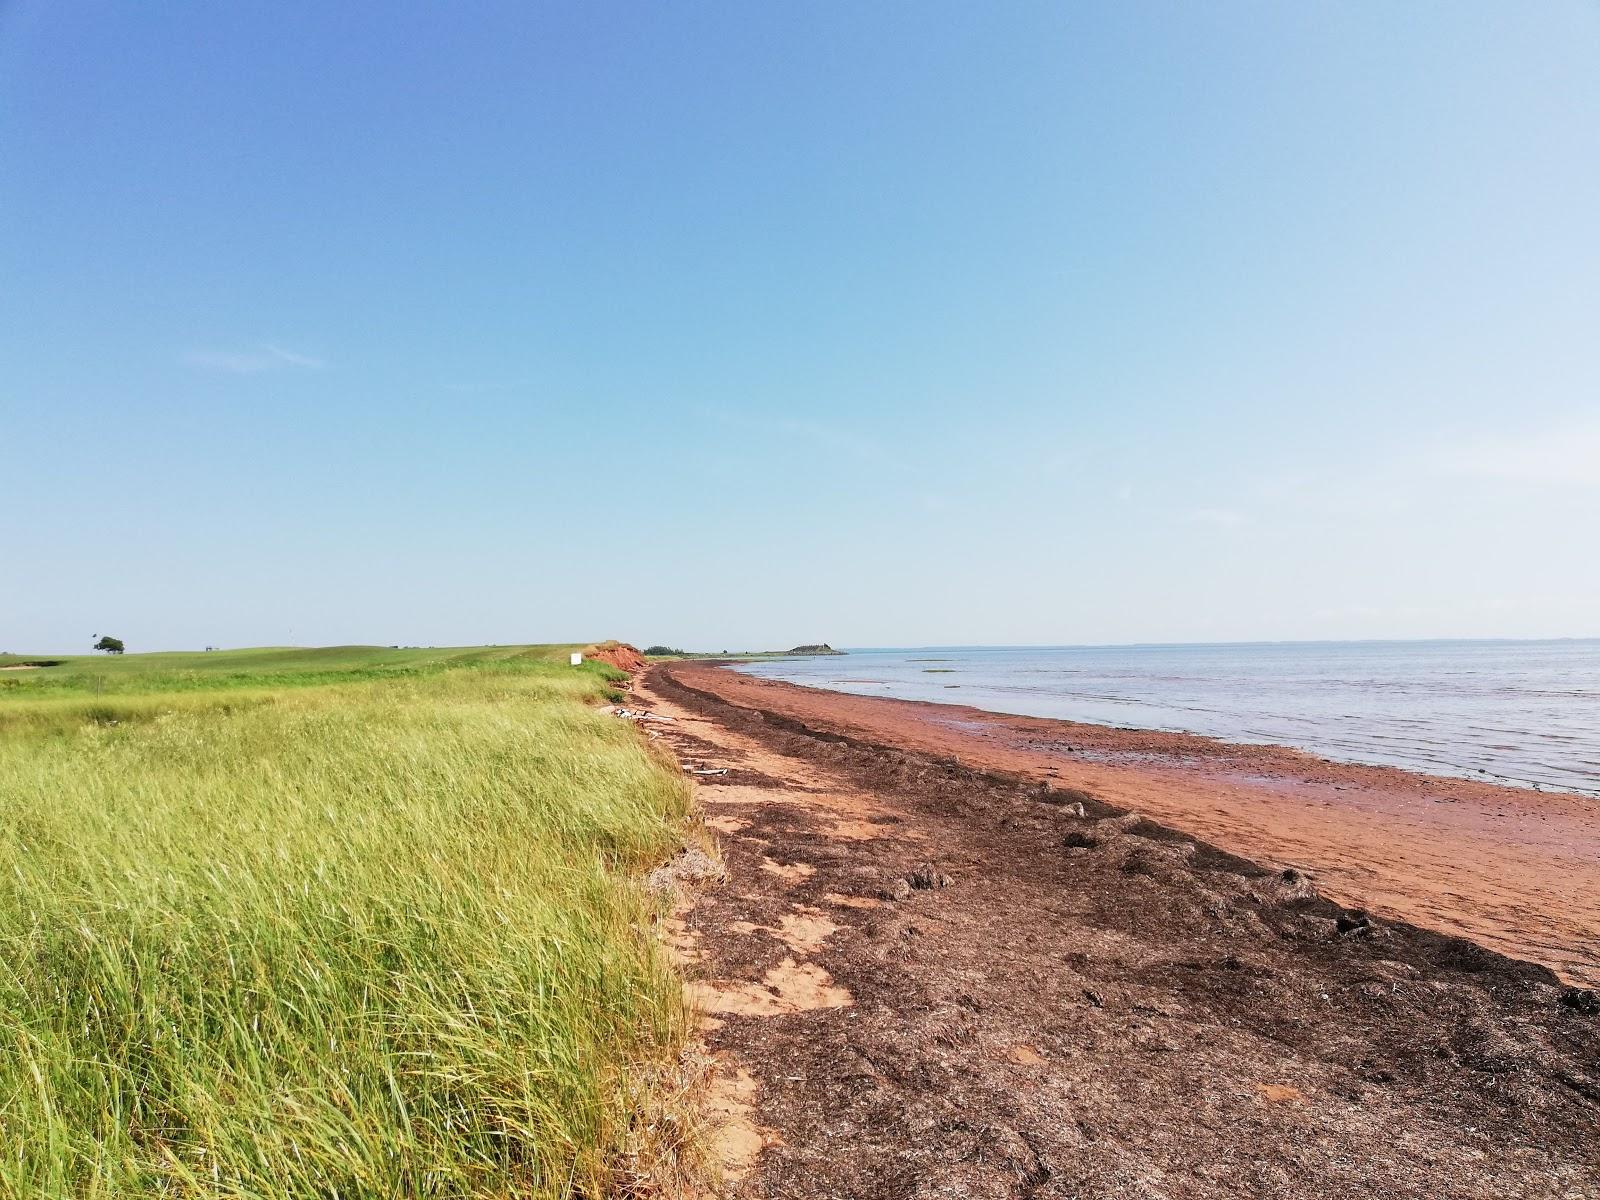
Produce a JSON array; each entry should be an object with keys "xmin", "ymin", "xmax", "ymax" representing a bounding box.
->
[{"xmin": 3, "ymin": 2, "xmax": 1598, "ymax": 653}]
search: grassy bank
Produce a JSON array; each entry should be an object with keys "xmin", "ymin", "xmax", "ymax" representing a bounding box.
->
[{"xmin": 0, "ymin": 646, "xmax": 694, "ymax": 1197}]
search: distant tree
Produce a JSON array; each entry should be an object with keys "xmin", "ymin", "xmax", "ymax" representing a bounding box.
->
[
  {"xmin": 93, "ymin": 636, "xmax": 125, "ymax": 654},
  {"xmin": 644, "ymin": 645, "xmax": 686, "ymax": 656}
]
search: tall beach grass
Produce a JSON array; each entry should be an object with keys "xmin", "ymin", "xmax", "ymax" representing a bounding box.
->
[{"xmin": 0, "ymin": 648, "xmax": 694, "ymax": 1197}]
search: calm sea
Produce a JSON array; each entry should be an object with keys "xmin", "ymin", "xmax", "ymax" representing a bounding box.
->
[{"xmin": 733, "ymin": 640, "xmax": 1600, "ymax": 797}]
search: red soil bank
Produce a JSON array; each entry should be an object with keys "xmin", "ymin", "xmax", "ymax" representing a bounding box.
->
[{"xmin": 583, "ymin": 641, "xmax": 647, "ymax": 673}]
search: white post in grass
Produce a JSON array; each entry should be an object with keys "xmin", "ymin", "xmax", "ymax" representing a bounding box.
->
[{"xmin": 570, "ymin": 652, "xmax": 583, "ymax": 666}]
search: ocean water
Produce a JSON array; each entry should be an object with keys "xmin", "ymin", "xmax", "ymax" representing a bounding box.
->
[{"xmin": 732, "ymin": 640, "xmax": 1600, "ymax": 797}]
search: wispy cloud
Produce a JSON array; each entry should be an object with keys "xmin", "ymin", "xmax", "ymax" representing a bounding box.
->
[
  {"xmin": 1182, "ymin": 506, "xmax": 1248, "ymax": 528},
  {"xmin": 1428, "ymin": 418, "xmax": 1600, "ymax": 487},
  {"xmin": 182, "ymin": 344, "xmax": 327, "ymax": 374}
]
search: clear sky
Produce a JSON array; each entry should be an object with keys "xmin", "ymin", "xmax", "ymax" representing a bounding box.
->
[{"xmin": 4, "ymin": 3, "xmax": 1598, "ymax": 654}]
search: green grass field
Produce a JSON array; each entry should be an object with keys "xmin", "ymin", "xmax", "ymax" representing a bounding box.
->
[{"xmin": 0, "ymin": 646, "xmax": 696, "ymax": 1197}]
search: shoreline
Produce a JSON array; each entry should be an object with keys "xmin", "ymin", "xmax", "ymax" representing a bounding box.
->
[
  {"xmin": 727, "ymin": 656, "xmax": 1599, "ymax": 800},
  {"xmin": 666, "ymin": 660, "xmax": 1600, "ymax": 987},
  {"xmin": 642, "ymin": 661, "xmax": 1600, "ymax": 1194}
]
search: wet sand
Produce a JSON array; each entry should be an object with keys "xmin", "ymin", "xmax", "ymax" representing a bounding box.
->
[{"xmin": 669, "ymin": 661, "xmax": 1600, "ymax": 987}]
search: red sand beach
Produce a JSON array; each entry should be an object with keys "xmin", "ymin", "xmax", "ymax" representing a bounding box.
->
[{"xmin": 668, "ymin": 661, "xmax": 1600, "ymax": 987}]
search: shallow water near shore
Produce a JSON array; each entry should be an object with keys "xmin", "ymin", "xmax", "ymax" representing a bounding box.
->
[{"xmin": 734, "ymin": 639, "xmax": 1600, "ymax": 797}]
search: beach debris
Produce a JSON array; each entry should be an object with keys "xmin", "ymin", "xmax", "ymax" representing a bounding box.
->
[
  {"xmin": 879, "ymin": 878, "xmax": 914, "ymax": 903},
  {"xmin": 1244, "ymin": 866, "xmax": 1320, "ymax": 907},
  {"xmin": 1061, "ymin": 801, "xmax": 1087, "ymax": 818},
  {"xmin": 612, "ymin": 707, "xmax": 675, "ymax": 722},
  {"xmin": 646, "ymin": 846, "xmax": 724, "ymax": 896},
  {"xmin": 1034, "ymin": 784, "xmax": 1095, "ymax": 811},
  {"xmin": 683, "ymin": 764, "xmax": 730, "ymax": 776},
  {"xmin": 1234, "ymin": 867, "xmax": 1313, "ymax": 909},
  {"xmin": 1336, "ymin": 910, "xmax": 1373, "ymax": 936},
  {"xmin": 1559, "ymin": 987, "xmax": 1599, "ymax": 1016},
  {"xmin": 966, "ymin": 1123, "xmax": 1045, "ymax": 1181},
  {"xmin": 1120, "ymin": 846, "xmax": 1169, "ymax": 877},
  {"xmin": 1062, "ymin": 830, "xmax": 1099, "ymax": 850},
  {"xmin": 906, "ymin": 862, "xmax": 953, "ymax": 891}
]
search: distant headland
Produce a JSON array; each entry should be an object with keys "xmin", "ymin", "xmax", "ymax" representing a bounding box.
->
[{"xmin": 642, "ymin": 643, "xmax": 845, "ymax": 659}]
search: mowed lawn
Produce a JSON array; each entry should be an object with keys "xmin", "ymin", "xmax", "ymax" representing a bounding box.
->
[{"xmin": 0, "ymin": 646, "xmax": 695, "ymax": 1197}]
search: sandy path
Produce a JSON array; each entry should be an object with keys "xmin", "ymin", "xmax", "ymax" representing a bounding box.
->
[
  {"xmin": 667, "ymin": 662, "xmax": 1600, "ymax": 988},
  {"xmin": 637, "ymin": 665, "xmax": 1600, "ymax": 1198},
  {"xmin": 632, "ymin": 677, "xmax": 876, "ymax": 1188}
]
